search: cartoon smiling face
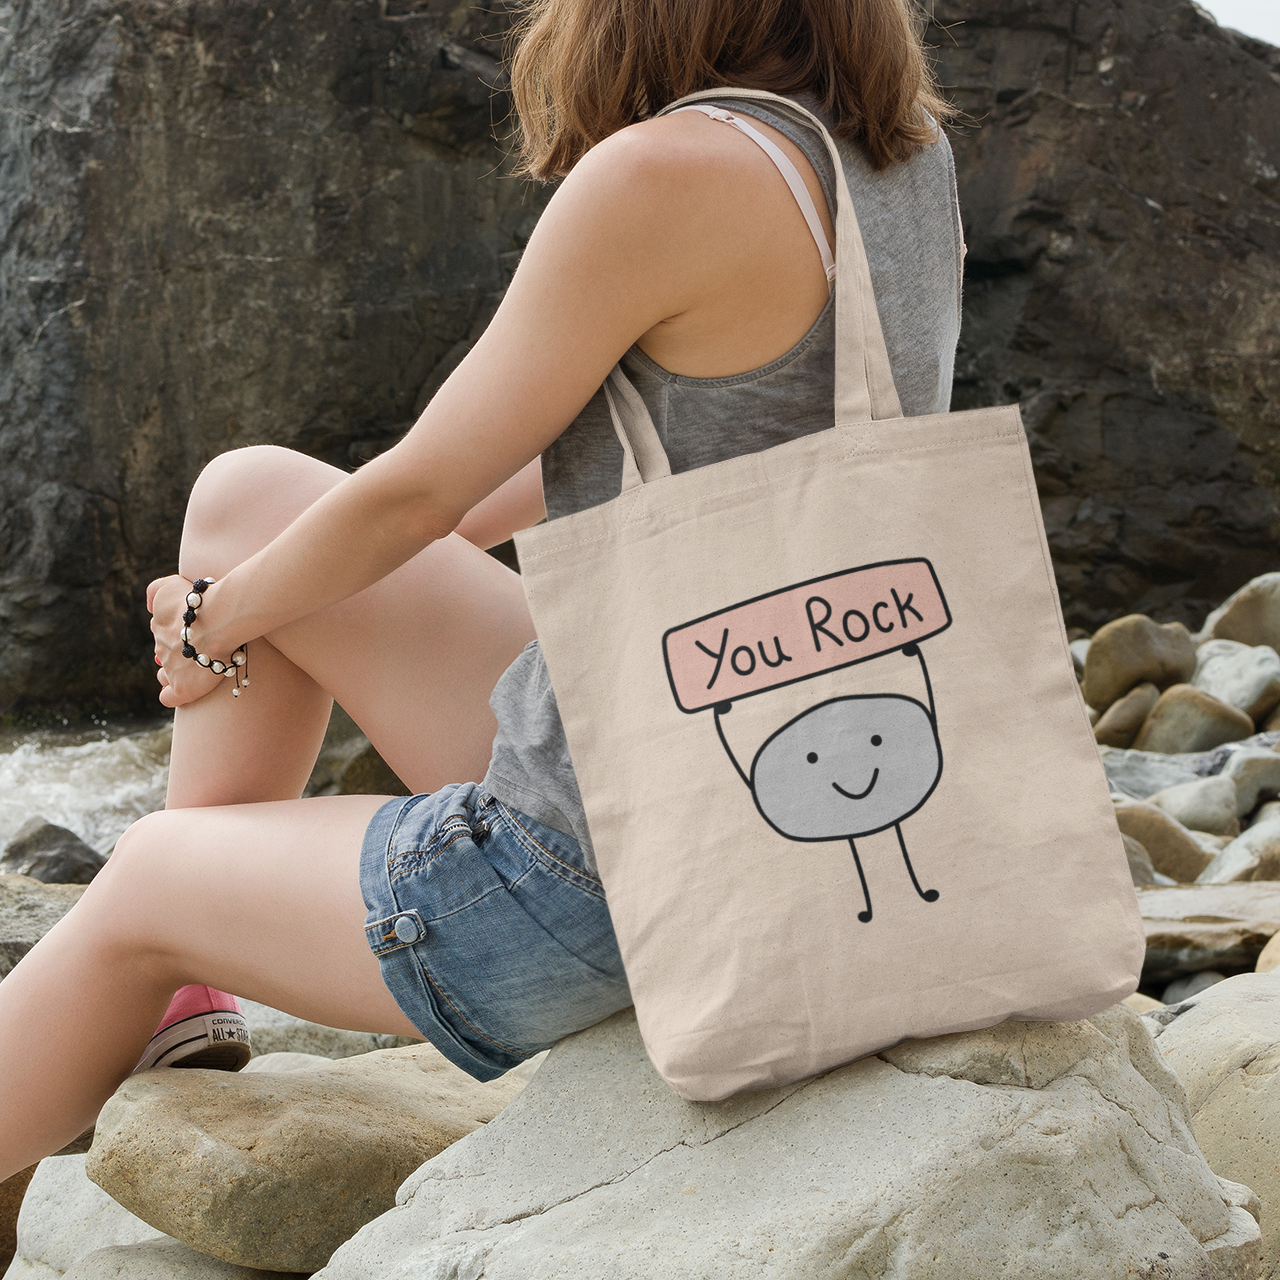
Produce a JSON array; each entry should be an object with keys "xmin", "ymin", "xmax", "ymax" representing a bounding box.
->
[{"xmin": 749, "ymin": 694, "xmax": 942, "ymax": 841}]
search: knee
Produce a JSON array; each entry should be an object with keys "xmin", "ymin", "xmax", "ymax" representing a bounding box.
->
[
  {"xmin": 100, "ymin": 810, "xmax": 172, "ymax": 887},
  {"xmin": 187, "ymin": 446, "xmax": 310, "ymax": 528}
]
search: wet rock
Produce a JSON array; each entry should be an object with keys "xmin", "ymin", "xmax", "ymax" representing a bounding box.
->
[
  {"xmin": 1132, "ymin": 685, "xmax": 1256, "ymax": 754},
  {"xmin": 1123, "ymin": 834, "xmax": 1159, "ymax": 886},
  {"xmin": 1148, "ymin": 777, "xmax": 1240, "ymax": 838},
  {"xmin": 0, "ymin": 875, "xmax": 86, "ymax": 979},
  {"xmin": 0, "ymin": 818, "xmax": 105, "ymax": 885},
  {"xmin": 240, "ymin": 1000, "xmax": 421, "ymax": 1060},
  {"xmin": 1139, "ymin": 883, "xmax": 1280, "ymax": 975},
  {"xmin": 1193, "ymin": 640, "xmax": 1280, "ymax": 724},
  {"xmin": 1196, "ymin": 818, "xmax": 1280, "ymax": 884},
  {"xmin": 1222, "ymin": 747, "xmax": 1280, "ymax": 816},
  {"xmin": 8, "ymin": 1155, "xmax": 162, "ymax": 1280},
  {"xmin": 316, "ymin": 1006, "xmax": 1257, "ymax": 1280},
  {"xmin": 1161, "ymin": 970, "xmax": 1226, "ymax": 1004},
  {"xmin": 87, "ymin": 1043, "xmax": 528, "ymax": 1272},
  {"xmin": 1200, "ymin": 574, "xmax": 1280, "ymax": 651},
  {"xmin": 1113, "ymin": 799, "xmax": 1215, "ymax": 883},
  {"xmin": 1148, "ymin": 971, "xmax": 1280, "ymax": 1277},
  {"xmin": 1093, "ymin": 681, "xmax": 1160, "ymax": 749},
  {"xmin": 1081, "ymin": 615, "xmax": 1197, "ymax": 712}
]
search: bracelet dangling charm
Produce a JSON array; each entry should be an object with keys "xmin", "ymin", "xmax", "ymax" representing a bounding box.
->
[{"xmin": 180, "ymin": 577, "xmax": 251, "ymax": 697}]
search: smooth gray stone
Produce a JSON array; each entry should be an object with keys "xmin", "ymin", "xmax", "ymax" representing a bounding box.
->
[
  {"xmin": 0, "ymin": 818, "xmax": 105, "ymax": 885},
  {"xmin": 1139, "ymin": 882, "xmax": 1280, "ymax": 974}
]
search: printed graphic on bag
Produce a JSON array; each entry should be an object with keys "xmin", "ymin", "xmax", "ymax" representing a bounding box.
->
[{"xmin": 662, "ymin": 559, "xmax": 951, "ymax": 923}]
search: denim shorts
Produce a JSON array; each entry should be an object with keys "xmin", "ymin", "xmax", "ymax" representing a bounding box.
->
[{"xmin": 360, "ymin": 782, "xmax": 632, "ymax": 1080}]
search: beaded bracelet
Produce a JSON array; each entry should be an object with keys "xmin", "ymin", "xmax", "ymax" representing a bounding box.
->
[{"xmin": 180, "ymin": 578, "xmax": 250, "ymax": 697}]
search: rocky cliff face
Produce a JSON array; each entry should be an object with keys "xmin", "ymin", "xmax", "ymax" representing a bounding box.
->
[
  {"xmin": 932, "ymin": 0, "xmax": 1280, "ymax": 630},
  {"xmin": 1, "ymin": 0, "xmax": 1277, "ymax": 712},
  {"xmin": 0, "ymin": 0, "xmax": 543, "ymax": 712}
]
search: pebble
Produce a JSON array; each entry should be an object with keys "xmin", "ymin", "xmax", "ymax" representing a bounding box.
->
[
  {"xmin": 1255, "ymin": 932, "xmax": 1280, "ymax": 974},
  {"xmin": 1195, "ymin": 816, "xmax": 1280, "ymax": 884},
  {"xmin": 315, "ymin": 1007, "xmax": 1257, "ymax": 1280},
  {"xmin": 1093, "ymin": 681, "xmax": 1160, "ymax": 749},
  {"xmin": 1193, "ymin": 639, "xmax": 1280, "ymax": 723},
  {"xmin": 1221, "ymin": 747, "xmax": 1280, "ymax": 816},
  {"xmin": 1147, "ymin": 776, "xmax": 1240, "ymax": 838},
  {"xmin": 0, "ymin": 819, "xmax": 105, "ymax": 886},
  {"xmin": 1132, "ymin": 684, "xmax": 1256, "ymax": 754},
  {"xmin": 1161, "ymin": 970, "xmax": 1226, "ymax": 1004},
  {"xmin": 1081, "ymin": 614, "xmax": 1196, "ymax": 712},
  {"xmin": 1138, "ymin": 882, "xmax": 1280, "ymax": 976},
  {"xmin": 1113, "ymin": 798, "xmax": 1215, "ymax": 883},
  {"xmin": 1123, "ymin": 834, "xmax": 1159, "ymax": 886},
  {"xmin": 1199, "ymin": 572, "xmax": 1280, "ymax": 650}
]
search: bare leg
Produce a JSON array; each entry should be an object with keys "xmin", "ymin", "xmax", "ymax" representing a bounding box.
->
[
  {"xmin": 0, "ymin": 796, "xmax": 409, "ymax": 1182},
  {"xmin": 167, "ymin": 446, "xmax": 536, "ymax": 808},
  {"xmin": 847, "ymin": 839, "xmax": 873, "ymax": 923},
  {"xmin": 896, "ymin": 823, "xmax": 939, "ymax": 903}
]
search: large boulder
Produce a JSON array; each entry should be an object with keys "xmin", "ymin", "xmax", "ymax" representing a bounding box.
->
[
  {"xmin": 1149, "ymin": 971, "xmax": 1280, "ymax": 1278},
  {"xmin": 1081, "ymin": 615, "xmax": 1197, "ymax": 711},
  {"xmin": 0, "ymin": 875, "xmax": 86, "ymax": 978},
  {"xmin": 0, "ymin": 818, "xmax": 105, "ymax": 885},
  {"xmin": 86, "ymin": 1043, "xmax": 528, "ymax": 1272},
  {"xmin": 317, "ymin": 1006, "xmax": 1258, "ymax": 1280},
  {"xmin": 0, "ymin": 0, "xmax": 547, "ymax": 714},
  {"xmin": 934, "ymin": 0, "xmax": 1280, "ymax": 633}
]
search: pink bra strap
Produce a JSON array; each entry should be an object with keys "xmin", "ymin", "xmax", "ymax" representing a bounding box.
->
[{"xmin": 672, "ymin": 105, "xmax": 836, "ymax": 292}]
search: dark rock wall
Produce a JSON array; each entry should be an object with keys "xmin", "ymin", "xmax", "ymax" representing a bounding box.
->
[
  {"xmin": 0, "ymin": 0, "xmax": 544, "ymax": 712},
  {"xmin": 931, "ymin": 0, "xmax": 1280, "ymax": 629},
  {"xmin": 1, "ymin": 0, "xmax": 1277, "ymax": 712}
]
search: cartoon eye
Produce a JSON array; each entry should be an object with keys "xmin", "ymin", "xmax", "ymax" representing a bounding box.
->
[
  {"xmin": 806, "ymin": 751, "xmax": 818, "ymax": 764},
  {"xmin": 870, "ymin": 735, "xmax": 882, "ymax": 746}
]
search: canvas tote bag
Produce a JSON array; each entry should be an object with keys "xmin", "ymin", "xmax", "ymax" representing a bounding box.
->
[{"xmin": 515, "ymin": 89, "xmax": 1145, "ymax": 1102}]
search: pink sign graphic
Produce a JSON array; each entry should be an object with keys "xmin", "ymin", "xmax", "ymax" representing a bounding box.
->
[{"xmin": 663, "ymin": 558, "xmax": 950, "ymax": 713}]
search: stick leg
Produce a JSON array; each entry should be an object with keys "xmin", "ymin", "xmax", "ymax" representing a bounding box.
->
[
  {"xmin": 848, "ymin": 839, "xmax": 873, "ymax": 923},
  {"xmin": 896, "ymin": 823, "xmax": 939, "ymax": 903}
]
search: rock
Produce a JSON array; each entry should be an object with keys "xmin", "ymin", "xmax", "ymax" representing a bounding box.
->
[
  {"xmin": 1189, "ymin": 830, "xmax": 1233, "ymax": 858},
  {"xmin": 1, "ymin": 1165, "xmax": 36, "ymax": 1273},
  {"xmin": 1256, "ymin": 932, "xmax": 1280, "ymax": 974},
  {"xmin": 8, "ymin": 1155, "xmax": 162, "ymax": 1280},
  {"xmin": 1123, "ymin": 833, "xmax": 1159, "ymax": 886},
  {"xmin": 0, "ymin": 875, "xmax": 86, "ymax": 979},
  {"xmin": 1124, "ymin": 992, "xmax": 1165, "ymax": 1012},
  {"xmin": 1069, "ymin": 636, "xmax": 1090, "ymax": 679},
  {"xmin": 241, "ymin": 1052, "xmax": 334, "ymax": 1074},
  {"xmin": 1139, "ymin": 882, "xmax": 1280, "ymax": 975},
  {"xmin": 1222, "ymin": 747, "xmax": 1280, "ymax": 816},
  {"xmin": 86, "ymin": 1042, "xmax": 528, "ymax": 1272},
  {"xmin": 1200, "ymin": 574, "xmax": 1280, "ymax": 651},
  {"xmin": 1196, "ymin": 818, "xmax": 1280, "ymax": 884},
  {"xmin": 304, "ymin": 708, "xmax": 409, "ymax": 799},
  {"xmin": 65, "ymin": 1239, "xmax": 305, "ymax": 1280},
  {"xmin": 316, "ymin": 1006, "xmax": 1256, "ymax": 1280},
  {"xmin": 0, "ymin": 0, "xmax": 547, "ymax": 714},
  {"xmin": 1267, "ymin": 705, "xmax": 1280, "ymax": 733},
  {"xmin": 1113, "ymin": 798, "xmax": 1215, "ymax": 883},
  {"xmin": 1132, "ymin": 685, "xmax": 1256, "ymax": 754},
  {"xmin": 936, "ymin": 0, "xmax": 1280, "ymax": 636},
  {"xmin": 1161, "ymin": 970, "xmax": 1226, "ymax": 1004},
  {"xmin": 1102, "ymin": 746, "xmax": 1202, "ymax": 798},
  {"xmin": 1147, "ymin": 971, "xmax": 1280, "ymax": 1278},
  {"xmin": 1193, "ymin": 639, "xmax": 1280, "ymax": 723},
  {"xmin": 333, "ymin": 742, "xmax": 410, "ymax": 798},
  {"xmin": 240, "ymin": 1000, "xmax": 421, "ymax": 1060},
  {"xmin": 0, "ymin": 818, "xmax": 105, "ymax": 885},
  {"xmin": 1148, "ymin": 776, "xmax": 1241, "ymax": 838},
  {"xmin": 1086, "ymin": 702, "xmax": 1100, "ymax": 726},
  {"xmin": 1093, "ymin": 680, "xmax": 1161, "ymax": 748},
  {"xmin": 1081, "ymin": 615, "xmax": 1197, "ymax": 711}
]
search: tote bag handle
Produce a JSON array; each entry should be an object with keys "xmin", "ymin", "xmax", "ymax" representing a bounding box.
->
[{"xmin": 602, "ymin": 88, "xmax": 905, "ymax": 492}]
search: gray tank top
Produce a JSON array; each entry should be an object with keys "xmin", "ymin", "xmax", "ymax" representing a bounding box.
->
[{"xmin": 483, "ymin": 98, "xmax": 964, "ymax": 876}]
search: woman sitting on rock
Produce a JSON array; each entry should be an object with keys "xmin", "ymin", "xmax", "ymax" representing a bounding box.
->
[{"xmin": 0, "ymin": 0, "xmax": 961, "ymax": 1175}]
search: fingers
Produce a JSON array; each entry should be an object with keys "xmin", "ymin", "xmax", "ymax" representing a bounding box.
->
[{"xmin": 146, "ymin": 577, "xmax": 167, "ymax": 612}]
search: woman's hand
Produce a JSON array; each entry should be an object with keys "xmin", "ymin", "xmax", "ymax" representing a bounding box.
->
[{"xmin": 148, "ymin": 575, "xmax": 225, "ymax": 708}]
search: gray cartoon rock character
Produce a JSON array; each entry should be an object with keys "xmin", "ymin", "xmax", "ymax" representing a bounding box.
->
[
  {"xmin": 713, "ymin": 643, "xmax": 942, "ymax": 923},
  {"xmin": 663, "ymin": 560, "xmax": 952, "ymax": 924}
]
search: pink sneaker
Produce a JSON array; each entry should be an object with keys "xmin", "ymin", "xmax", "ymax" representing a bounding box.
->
[{"xmin": 135, "ymin": 984, "xmax": 252, "ymax": 1072}]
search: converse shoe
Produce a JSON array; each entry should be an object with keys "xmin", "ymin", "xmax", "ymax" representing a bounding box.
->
[{"xmin": 135, "ymin": 984, "xmax": 252, "ymax": 1072}]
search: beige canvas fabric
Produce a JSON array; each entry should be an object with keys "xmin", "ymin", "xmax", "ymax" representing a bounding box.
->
[{"xmin": 515, "ymin": 90, "xmax": 1145, "ymax": 1102}]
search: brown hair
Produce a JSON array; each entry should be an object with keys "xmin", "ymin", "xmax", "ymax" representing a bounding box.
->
[{"xmin": 507, "ymin": 0, "xmax": 949, "ymax": 180}]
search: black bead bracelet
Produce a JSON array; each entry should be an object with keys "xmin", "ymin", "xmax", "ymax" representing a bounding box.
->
[{"xmin": 180, "ymin": 577, "xmax": 250, "ymax": 697}]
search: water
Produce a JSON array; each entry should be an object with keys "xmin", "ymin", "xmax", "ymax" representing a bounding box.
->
[{"xmin": 0, "ymin": 720, "xmax": 172, "ymax": 855}]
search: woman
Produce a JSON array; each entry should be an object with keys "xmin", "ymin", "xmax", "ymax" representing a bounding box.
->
[{"xmin": 0, "ymin": 0, "xmax": 959, "ymax": 1178}]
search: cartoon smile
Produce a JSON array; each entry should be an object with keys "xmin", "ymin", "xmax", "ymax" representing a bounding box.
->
[{"xmin": 831, "ymin": 768, "xmax": 879, "ymax": 800}]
